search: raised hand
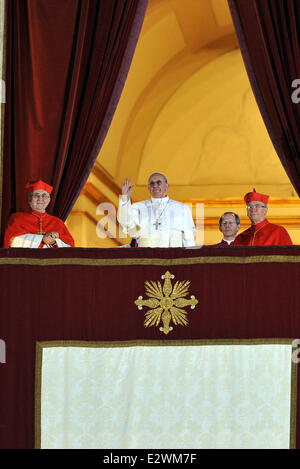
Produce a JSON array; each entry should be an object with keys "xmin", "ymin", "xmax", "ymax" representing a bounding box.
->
[{"xmin": 121, "ymin": 178, "xmax": 134, "ymax": 198}]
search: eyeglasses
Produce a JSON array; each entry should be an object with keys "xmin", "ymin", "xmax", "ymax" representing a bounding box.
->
[
  {"xmin": 221, "ymin": 221, "xmax": 237, "ymax": 226},
  {"xmin": 246, "ymin": 204, "xmax": 266, "ymax": 210},
  {"xmin": 31, "ymin": 193, "xmax": 50, "ymax": 199},
  {"xmin": 148, "ymin": 180, "xmax": 165, "ymax": 187}
]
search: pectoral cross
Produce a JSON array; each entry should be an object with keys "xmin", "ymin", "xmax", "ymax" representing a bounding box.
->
[
  {"xmin": 154, "ymin": 220, "xmax": 161, "ymax": 230},
  {"xmin": 33, "ymin": 213, "xmax": 45, "ymax": 234}
]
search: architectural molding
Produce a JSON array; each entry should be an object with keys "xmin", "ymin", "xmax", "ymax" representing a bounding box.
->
[
  {"xmin": 92, "ymin": 163, "xmax": 122, "ymax": 198},
  {"xmin": 70, "ymin": 210, "xmax": 121, "ymax": 246}
]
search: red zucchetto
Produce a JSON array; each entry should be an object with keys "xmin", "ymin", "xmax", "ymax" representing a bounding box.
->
[
  {"xmin": 25, "ymin": 180, "xmax": 53, "ymax": 194},
  {"xmin": 244, "ymin": 188, "xmax": 269, "ymax": 205}
]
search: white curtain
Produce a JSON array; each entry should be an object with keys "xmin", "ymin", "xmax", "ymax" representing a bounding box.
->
[{"xmin": 37, "ymin": 341, "xmax": 295, "ymax": 449}]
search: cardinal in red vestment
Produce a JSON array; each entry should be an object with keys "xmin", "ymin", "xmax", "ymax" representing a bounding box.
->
[
  {"xmin": 233, "ymin": 189, "xmax": 292, "ymax": 246},
  {"xmin": 3, "ymin": 180, "xmax": 75, "ymax": 248}
]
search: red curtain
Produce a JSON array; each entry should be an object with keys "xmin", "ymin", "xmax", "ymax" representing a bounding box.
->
[
  {"xmin": 1, "ymin": 0, "xmax": 148, "ymax": 242},
  {"xmin": 228, "ymin": 0, "xmax": 300, "ymax": 196}
]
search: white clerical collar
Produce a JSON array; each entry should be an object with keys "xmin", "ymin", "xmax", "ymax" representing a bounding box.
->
[
  {"xmin": 224, "ymin": 239, "xmax": 234, "ymax": 245},
  {"xmin": 151, "ymin": 196, "xmax": 169, "ymax": 204}
]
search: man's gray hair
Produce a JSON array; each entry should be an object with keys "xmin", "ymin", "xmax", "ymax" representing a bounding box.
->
[
  {"xmin": 219, "ymin": 212, "xmax": 240, "ymax": 227},
  {"xmin": 148, "ymin": 172, "xmax": 168, "ymax": 183}
]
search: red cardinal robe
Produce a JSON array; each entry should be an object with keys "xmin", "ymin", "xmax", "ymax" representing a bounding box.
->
[
  {"xmin": 3, "ymin": 211, "xmax": 75, "ymax": 248},
  {"xmin": 233, "ymin": 219, "xmax": 292, "ymax": 246}
]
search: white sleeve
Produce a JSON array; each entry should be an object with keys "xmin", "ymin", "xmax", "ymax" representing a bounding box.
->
[
  {"xmin": 182, "ymin": 204, "xmax": 196, "ymax": 247},
  {"xmin": 182, "ymin": 230, "xmax": 196, "ymax": 247},
  {"xmin": 10, "ymin": 233, "xmax": 71, "ymax": 248},
  {"xmin": 117, "ymin": 195, "xmax": 140, "ymax": 235},
  {"xmin": 10, "ymin": 234, "xmax": 43, "ymax": 248},
  {"xmin": 55, "ymin": 239, "xmax": 71, "ymax": 248}
]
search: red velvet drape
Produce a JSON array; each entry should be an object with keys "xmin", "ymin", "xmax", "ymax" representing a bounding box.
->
[
  {"xmin": 228, "ymin": 0, "xmax": 300, "ymax": 196},
  {"xmin": 1, "ymin": 0, "xmax": 148, "ymax": 242},
  {"xmin": 0, "ymin": 245, "xmax": 300, "ymax": 448}
]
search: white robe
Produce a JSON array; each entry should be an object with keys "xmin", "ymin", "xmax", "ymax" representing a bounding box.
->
[
  {"xmin": 10, "ymin": 234, "xmax": 71, "ymax": 248},
  {"xmin": 118, "ymin": 196, "xmax": 195, "ymax": 247}
]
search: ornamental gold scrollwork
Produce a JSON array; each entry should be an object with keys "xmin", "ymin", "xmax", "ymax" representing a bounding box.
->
[{"xmin": 134, "ymin": 271, "xmax": 198, "ymax": 335}]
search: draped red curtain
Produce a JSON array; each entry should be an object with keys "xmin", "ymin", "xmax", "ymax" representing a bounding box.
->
[
  {"xmin": 228, "ymin": 0, "xmax": 300, "ymax": 196},
  {"xmin": 1, "ymin": 0, "xmax": 148, "ymax": 242}
]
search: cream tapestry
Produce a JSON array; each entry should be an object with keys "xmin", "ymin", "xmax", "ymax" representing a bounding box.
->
[{"xmin": 35, "ymin": 340, "xmax": 296, "ymax": 449}]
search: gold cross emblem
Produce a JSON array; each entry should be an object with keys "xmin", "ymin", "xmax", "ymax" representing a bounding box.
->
[{"xmin": 135, "ymin": 271, "xmax": 198, "ymax": 334}]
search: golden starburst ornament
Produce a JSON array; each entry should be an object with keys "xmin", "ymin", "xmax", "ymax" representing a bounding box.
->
[{"xmin": 134, "ymin": 271, "xmax": 198, "ymax": 335}]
